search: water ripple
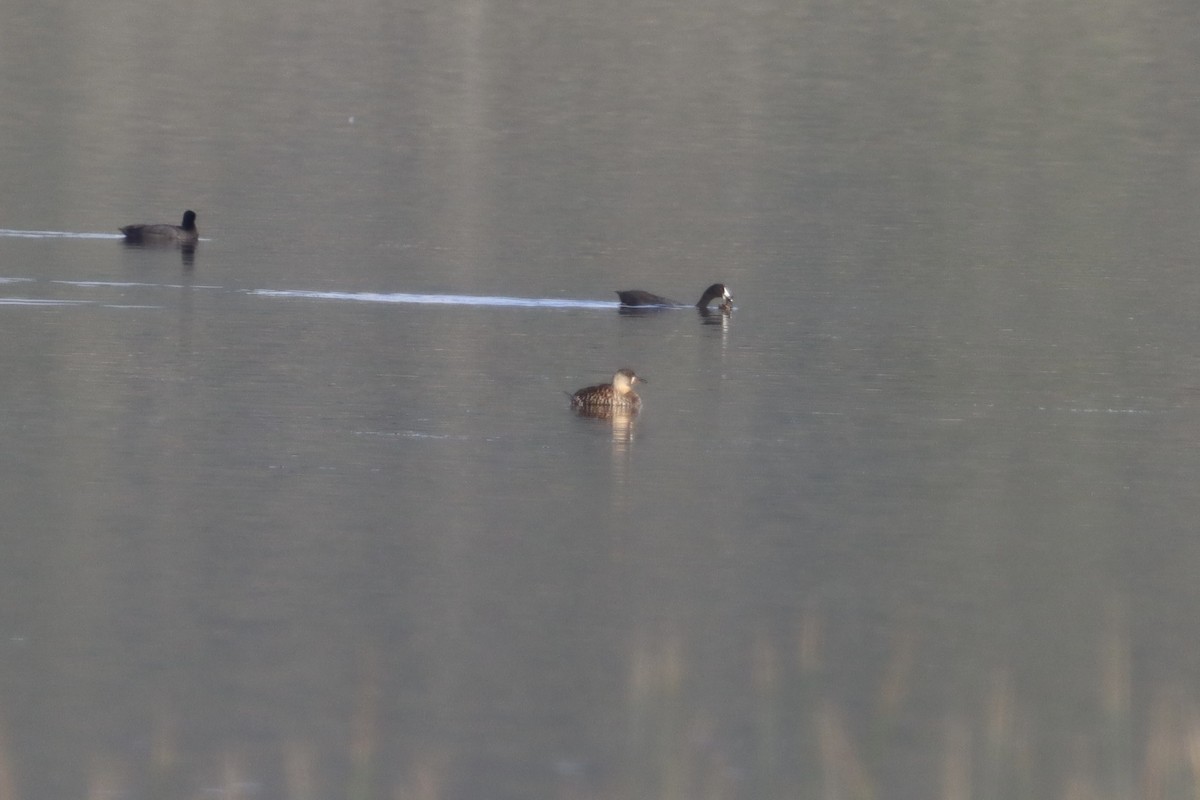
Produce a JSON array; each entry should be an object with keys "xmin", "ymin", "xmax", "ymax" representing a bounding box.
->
[
  {"xmin": 251, "ymin": 288, "xmax": 617, "ymax": 309},
  {"xmin": 0, "ymin": 229, "xmax": 124, "ymax": 239}
]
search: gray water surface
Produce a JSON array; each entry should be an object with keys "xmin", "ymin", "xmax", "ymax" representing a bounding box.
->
[{"xmin": 4, "ymin": 0, "xmax": 1200, "ymax": 798}]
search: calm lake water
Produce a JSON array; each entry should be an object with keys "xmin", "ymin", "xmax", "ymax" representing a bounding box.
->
[{"xmin": 4, "ymin": 0, "xmax": 1200, "ymax": 798}]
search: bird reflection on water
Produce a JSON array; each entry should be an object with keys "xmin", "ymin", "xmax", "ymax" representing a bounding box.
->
[
  {"xmin": 119, "ymin": 210, "xmax": 199, "ymax": 268},
  {"xmin": 569, "ymin": 369, "xmax": 645, "ymax": 450}
]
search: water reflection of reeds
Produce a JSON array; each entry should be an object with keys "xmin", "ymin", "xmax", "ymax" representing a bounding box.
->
[
  {"xmin": 21, "ymin": 598, "xmax": 1200, "ymax": 799},
  {"xmin": 614, "ymin": 603, "xmax": 1198, "ymax": 800}
]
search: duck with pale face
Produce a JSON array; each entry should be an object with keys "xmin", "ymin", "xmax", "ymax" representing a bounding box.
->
[{"xmin": 570, "ymin": 368, "xmax": 646, "ymax": 410}]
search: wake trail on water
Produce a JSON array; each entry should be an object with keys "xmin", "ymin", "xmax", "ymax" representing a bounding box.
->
[
  {"xmin": 2, "ymin": 276, "xmax": 617, "ymax": 311},
  {"xmin": 251, "ymin": 288, "xmax": 618, "ymax": 309},
  {"xmin": 0, "ymin": 238, "xmax": 616, "ymax": 308},
  {"xmin": 0, "ymin": 229, "xmax": 124, "ymax": 239}
]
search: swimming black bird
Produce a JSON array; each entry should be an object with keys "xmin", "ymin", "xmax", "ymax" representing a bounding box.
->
[
  {"xmin": 616, "ymin": 283, "xmax": 732, "ymax": 309},
  {"xmin": 119, "ymin": 210, "xmax": 198, "ymax": 244}
]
